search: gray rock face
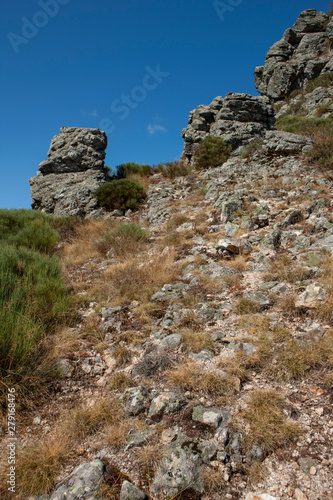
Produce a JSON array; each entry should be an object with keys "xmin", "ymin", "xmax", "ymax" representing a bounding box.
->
[
  {"xmin": 151, "ymin": 434, "xmax": 202, "ymax": 498},
  {"xmin": 120, "ymin": 480, "xmax": 147, "ymax": 500},
  {"xmin": 29, "ymin": 127, "xmax": 108, "ymax": 217},
  {"xmin": 50, "ymin": 459, "xmax": 105, "ymax": 499},
  {"xmin": 181, "ymin": 93, "xmax": 276, "ymax": 164},
  {"xmin": 254, "ymin": 9, "xmax": 333, "ymax": 100}
]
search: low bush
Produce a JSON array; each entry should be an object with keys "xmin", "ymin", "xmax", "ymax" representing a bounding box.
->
[
  {"xmin": 94, "ymin": 178, "xmax": 145, "ymax": 211},
  {"xmin": 113, "ymin": 162, "xmax": 152, "ymax": 179},
  {"xmin": 0, "ymin": 243, "xmax": 71, "ymax": 381},
  {"xmin": 157, "ymin": 161, "xmax": 190, "ymax": 179},
  {"xmin": 0, "ymin": 209, "xmax": 59, "ymax": 253},
  {"xmin": 195, "ymin": 136, "xmax": 231, "ymax": 169},
  {"xmin": 276, "ymin": 115, "xmax": 333, "ymax": 170}
]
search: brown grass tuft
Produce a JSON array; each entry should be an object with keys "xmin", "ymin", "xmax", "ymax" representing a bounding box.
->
[{"xmin": 241, "ymin": 390, "xmax": 300, "ymax": 452}]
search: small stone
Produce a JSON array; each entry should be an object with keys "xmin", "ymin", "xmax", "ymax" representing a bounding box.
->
[
  {"xmin": 120, "ymin": 480, "xmax": 147, "ymax": 500},
  {"xmin": 295, "ymin": 489, "xmax": 308, "ymax": 500},
  {"xmin": 192, "ymin": 406, "xmax": 229, "ymax": 428},
  {"xmin": 159, "ymin": 334, "xmax": 181, "ymax": 349},
  {"xmin": 309, "ymin": 466, "xmax": 316, "ymax": 475},
  {"xmin": 148, "ymin": 392, "xmax": 185, "ymax": 421}
]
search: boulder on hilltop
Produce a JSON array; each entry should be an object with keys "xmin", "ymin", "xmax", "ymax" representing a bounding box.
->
[
  {"xmin": 29, "ymin": 127, "xmax": 108, "ymax": 217},
  {"xmin": 254, "ymin": 9, "xmax": 333, "ymax": 100}
]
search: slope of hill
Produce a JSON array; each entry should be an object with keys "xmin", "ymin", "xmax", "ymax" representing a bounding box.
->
[{"xmin": 0, "ymin": 8, "xmax": 332, "ymax": 500}]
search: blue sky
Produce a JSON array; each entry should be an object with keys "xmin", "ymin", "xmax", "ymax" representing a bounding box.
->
[{"xmin": 1, "ymin": 0, "xmax": 330, "ymax": 209}]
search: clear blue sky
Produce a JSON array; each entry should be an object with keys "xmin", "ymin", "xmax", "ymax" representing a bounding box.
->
[{"xmin": 1, "ymin": 0, "xmax": 330, "ymax": 209}]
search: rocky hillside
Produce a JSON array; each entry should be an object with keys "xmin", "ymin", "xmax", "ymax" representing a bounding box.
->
[{"xmin": 1, "ymin": 8, "xmax": 332, "ymax": 500}]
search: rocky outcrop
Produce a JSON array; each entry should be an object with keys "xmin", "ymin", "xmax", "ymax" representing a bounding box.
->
[
  {"xmin": 181, "ymin": 93, "xmax": 276, "ymax": 164},
  {"xmin": 29, "ymin": 127, "xmax": 108, "ymax": 217},
  {"xmin": 255, "ymin": 9, "xmax": 333, "ymax": 100}
]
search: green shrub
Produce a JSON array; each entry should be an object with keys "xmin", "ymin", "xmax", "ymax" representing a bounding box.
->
[
  {"xmin": 114, "ymin": 162, "xmax": 152, "ymax": 179},
  {"xmin": 276, "ymin": 115, "xmax": 333, "ymax": 170},
  {"xmin": 0, "ymin": 243, "xmax": 71, "ymax": 380},
  {"xmin": 94, "ymin": 179, "xmax": 145, "ymax": 211},
  {"xmin": 157, "ymin": 160, "xmax": 190, "ymax": 179},
  {"xmin": 0, "ymin": 209, "xmax": 59, "ymax": 253},
  {"xmin": 305, "ymin": 72, "xmax": 333, "ymax": 93},
  {"xmin": 194, "ymin": 136, "xmax": 231, "ymax": 170}
]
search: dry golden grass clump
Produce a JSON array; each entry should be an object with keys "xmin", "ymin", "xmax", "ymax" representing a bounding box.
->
[
  {"xmin": 167, "ymin": 362, "xmax": 237, "ymax": 396},
  {"xmin": 240, "ymin": 389, "xmax": 300, "ymax": 453},
  {"xmin": 11, "ymin": 397, "xmax": 127, "ymax": 496},
  {"xmin": 93, "ymin": 251, "xmax": 180, "ymax": 306},
  {"xmin": 180, "ymin": 329, "xmax": 214, "ymax": 353},
  {"xmin": 263, "ymin": 253, "xmax": 310, "ymax": 284}
]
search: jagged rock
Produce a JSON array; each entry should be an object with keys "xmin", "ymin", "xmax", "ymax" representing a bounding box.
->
[
  {"xmin": 242, "ymin": 291, "xmax": 272, "ymax": 309},
  {"xmin": 276, "ymin": 86, "xmax": 333, "ymax": 119},
  {"xmin": 255, "ymin": 9, "xmax": 332, "ymax": 100},
  {"xmin": 189, "ymin": 349, "xmax": 215, "ymax": 362},
  {"xmin": 120, "ymin": 480, "xmax": 147, "ymax": 500},
  {"xmin": 181, "ymin": 93, "xmax": 275, "ymax": 164},
  {"xmin": 158, "ymin": 334, "xmax": 182, "ymax": 349},
  {"xmin": 216, "ymin": 238, "xmax": 252, "ymax": 255},
  {"xmin": 220, "ymin": 198, "xmax": 244, "ymax": 221},
  {"xmin": 29, "ymin": 127, "xmax": 108, "ymax": 216},
  {"xmin": 148, "ymin": 392, "xmax": 185, "ymax": 421},
  {"xmin": 198, "ymin": 440, "xmax": 218, "ymax": 463},
  {"xmin": 295, "ymin": 284, "xmax": 327, "ymax": 309},
  {"xmin": 263, "ymin": 131, "xmax": 313, "ymax": 154},
  {"xmin": 150, "ymin": 434, "xmax": 202, "ymax": 498},
  {"xmin": 120, "ymin": 386, "xmax": 151, "ymax": 416},
  {"xmin": 49, "ymin": 459, "xmax": 105, "ymax": 499},
  {"xmin": 192, "ymin": 406, "xmax": 226, "ymax": 428}
]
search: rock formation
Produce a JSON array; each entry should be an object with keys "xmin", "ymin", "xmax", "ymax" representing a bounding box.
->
[
  {"xmin": 29, "ymin": 127, "xmax": 108, "ymax": 217},
  {"xmin": 181, "ymin": 93, "xmax": 276, "ymax": 164},
  {"xmin": 181, "ymin": 9, "xmax": 332, "ymax": 164},
  {"xmin": 255, "ymin": 9, "xmax": 333, "ymax": 100}
]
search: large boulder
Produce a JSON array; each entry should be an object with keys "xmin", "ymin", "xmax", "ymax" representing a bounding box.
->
[
  {"xmin": 29, "ymin": 127, "xmax": 108, "ymax": 217},
  {"xmin": 181, "ymin": 93, "xmax": 276, "ymax": 164},
  {"xmin": 254, "ymin": 9, "xmax": 333, "ymax": 100}
]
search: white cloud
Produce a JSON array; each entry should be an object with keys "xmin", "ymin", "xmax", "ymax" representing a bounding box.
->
[
  {"xmin": 147, "ymin": 124, "xmax": 167, "ymax": 136},
  {"xmin": 89, "ymin": 110, "xmax": 99, "ymax": 118}
]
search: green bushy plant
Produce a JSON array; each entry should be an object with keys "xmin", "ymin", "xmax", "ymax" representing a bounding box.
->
[
  {"xmin": 0, "ymin": 243, "xmax": 71, "ymax": 381},
  {"xmin": 113, "ymin": 162, "xmax": 152, "ymax": 179},
  {"xmin": 157, "ymin": 160, "xmax": 190, "ymax": 179},
  {"xmin": 0, "ymin": 209, "xmax": 59, "ymax": 253},
  {"xmin": 195, "ymin": 136, "xmax": 231, "ymax": 170},
  {"xmin": 94, "ymin": 179, "xmax": 145, "ymax": 211},
  {"xmin": 276, "ymin": 115, "xmax": 333, "ymax": 170}
]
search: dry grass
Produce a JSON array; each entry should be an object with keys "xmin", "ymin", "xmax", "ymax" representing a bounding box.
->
[
  {"xmin": 201, "ymin": 466, "xmax": 227, "ymax": 497},
  {"xmin": 60, "ymin": 219, "xmax": 112, "ymax": 266},
  {"xmin": 222, "ymin": 255, "xmax": 248, "ymax": 272},
  {"xmin": 167, "ymin": 363, "xmax": 236, "ymax": 396},
  {"xmin": 267, "ymin": 331, "xmax": 333, "ymax": 380},
  {"xmin": 235, "ymin": 298, "xmax": 262, "ymax": 314},
  {"xmin": 263, "ymin": 253, "xmax": 310, "ymax": 284},
  {"xmin": 181, "ymin": 329, "xmax": 214, "ymax": 353},
  {"xmin": 316, "ymin": 254, "xmax": 333, "ymax": 321},
  {"xmin": 12, "ymin": 397, "xmax": 124, "ymax": 496},
  {"xmin": 240, "ymin": 390, "xmax": 300, "ymax": 452},
  {"xmin": 108, "ymin": 372, "xmax": 137, "ymax": 391},
  {"xmin": 93, "ymin": 251, "xmax": 180, "ymax": 306},
  {"xmin": 276, "ymin": 293, "xmax": 299, "ymax": 317},
  {"xmin": 113, "ymin": 345, "xmax": 132, "ymax": 367},
  {"xmin": 15, "ymin": 427, "xmax": 72, "ymax": 497},
  {"xmin": 237, "ymin": 314, "xmax": 270, "ymax": 335}
]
